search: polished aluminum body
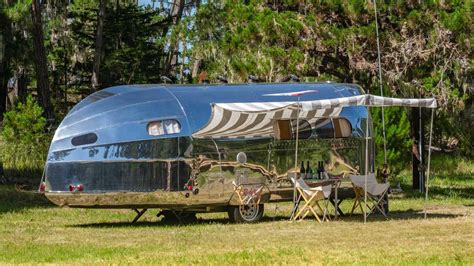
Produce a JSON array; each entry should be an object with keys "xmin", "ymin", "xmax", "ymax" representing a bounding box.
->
[{"xmin": 44, "ymin": 83, "xmax": 373, "ymax": 210}]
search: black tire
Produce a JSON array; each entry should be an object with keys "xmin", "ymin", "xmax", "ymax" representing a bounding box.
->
[{"xmin": 228, "ymin": 204, "xmax": 264, "ymax": 223}]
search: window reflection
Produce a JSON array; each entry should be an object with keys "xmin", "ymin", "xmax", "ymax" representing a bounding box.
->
[
  {"xmin": 46, "ymin": 161, "xmax": 169, "ymax": 192},
  {"xmin": 169, "ymin": 161, "xmax": 192, "ymax": 191}
]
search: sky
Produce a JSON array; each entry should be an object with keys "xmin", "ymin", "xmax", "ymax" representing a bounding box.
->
[{"xmin": 138, "ymin": 0, "xmax": 153, "ymax": 6}]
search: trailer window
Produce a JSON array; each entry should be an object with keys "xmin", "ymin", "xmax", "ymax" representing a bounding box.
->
[
  {"xmin": 314, "ymin": 118, "xmax": 352, "ymax": 138},
  {"xmin": 148, "ymin": 119, "xmax": 181, "ymax": 136},
  {"xmin": 291, "ymin": 119, "xmax": 312, "ymax": 139},
  {"xmin": 273, "ymin": 119, "xmax": 311, "ymax": 140},
  {"xmin": 314, "ymin": 119, "xmax": 334, "ymax": 138},
  {"xmin": 71, "ymin": 133, "xmax": 98, "ymax": 146},
  {"xmin": 333, "ymin": 118, "xmax": 352, "ymax": 138},
  {"xmin": 273, "ymin": 120, "xmax": 292, "ymax": 140}
]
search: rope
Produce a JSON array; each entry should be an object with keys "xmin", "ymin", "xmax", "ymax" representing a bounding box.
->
[{"xmin": 373, "ymin": 0, "xmax": 387, "ymax": 165}]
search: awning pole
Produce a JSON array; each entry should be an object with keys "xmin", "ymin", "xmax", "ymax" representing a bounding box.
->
[
  {"xmin": 294, "ymin": 97, "xmax": 300, "ymax": 171},
  {"xmin": 373, "ymin": 0, "xmax": 387, "ymax": 165},
  {"xmin": 291, "ymin": 97, "xmax": 301, "ymax": 220},
  {"xmin": 364, "ymin": 105, "xmax": 369, "ymax": 224},
  {"xmin": 424, "ymin": 108, "xmax": 434, "ymax": 219}
]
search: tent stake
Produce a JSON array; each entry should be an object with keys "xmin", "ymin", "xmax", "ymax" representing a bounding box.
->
[{"xmin": 424, "ymin": 109, "xmax": 434, "ymax": 219}]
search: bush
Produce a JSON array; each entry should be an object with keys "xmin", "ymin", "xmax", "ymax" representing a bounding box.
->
[
  {"xmin": 372, "ymin": 107, "xmax": 412, "ymax": 175},
  {"xmin": 0, "ymin": 95, "xmax": 51, "ymax": 184}
]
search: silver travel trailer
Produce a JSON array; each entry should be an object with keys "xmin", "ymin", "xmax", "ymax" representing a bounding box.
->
[{"xmin": 41, "ymin": 83, "xmax": 373, "ymax": 222}]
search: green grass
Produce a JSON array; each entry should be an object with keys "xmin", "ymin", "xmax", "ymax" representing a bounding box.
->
[{"xmin": 0, "ymin": 155, "xmax": 472, "ymax": 265}]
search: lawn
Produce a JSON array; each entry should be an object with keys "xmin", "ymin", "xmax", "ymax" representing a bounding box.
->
[{"xmin": 0, "ymin": 155, "xmax": 472, "ymax": 265}]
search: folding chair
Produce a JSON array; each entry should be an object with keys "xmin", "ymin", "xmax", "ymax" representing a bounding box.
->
[
  {"xmin": 350, "ymin": 173, "xmax": 390, "ymax": 218},
  {"xmin": 291, "ymin": 177, "xmax": 332, "ymax": 223}
]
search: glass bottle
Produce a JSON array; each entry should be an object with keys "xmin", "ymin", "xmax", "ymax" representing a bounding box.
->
[
  {"xmin": 306, "ymin": 161, "xmax": 313, "ymax": 179},
  {"xmin": 300, "ymin": 161, "xmax": 305, "ymax": 179},
  {"xmin": 317, "ymin": 161, "xmax": 322, "ymax": 179}
]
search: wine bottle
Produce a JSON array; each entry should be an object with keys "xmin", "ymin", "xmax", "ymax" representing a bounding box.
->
[
  {"xmin": 317, "ymin": 161, "xmax": 322, "ymax": 179},
  {"xmin": 306, "ymin": 161, "xmax": 313, "ymax": 179},
  {"xmin": 321, "ymin": 161, "xmax": 328, "ymax": 179},
  {"xmin": 300, "ymin": 161, "xmax": 305, "ymax": 178}
]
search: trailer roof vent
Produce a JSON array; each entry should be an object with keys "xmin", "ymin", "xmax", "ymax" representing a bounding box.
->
[{"xmin": 88, "ymin": 90, "xmax": 115, "ymax": 103}]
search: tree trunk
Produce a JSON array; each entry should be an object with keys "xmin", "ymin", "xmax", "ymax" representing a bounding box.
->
[
  {"xmin": 411, "ymin": 108, "xmax": 425, "ymax": 191},
  {"xmin": 17, "ymin": 69, "xmax": 27, "ymax": 103},
  {"xmin": 30, "ymin": 0, "xmax": 54, "ymax": 120},
  {"xmin": 170, "ymin": 0, "xmax": 185, "ymax": 25},
  {"xmin": 191, "ymin": 59, "xmax": 201, "ymax": 79},
  {"xmin": 0, "ymin": 9, "xmax": 10, "ymax": 121},
  {"xmin": 179, "ymin": 34, "xmax": 186, "ymax": 84},
  {"xmin": 0, "ymin": 30, "xmax": 6, "ymax": 120},
  {"xmin": 63, "ymin": 40, "xmax": 68, "ymax": 106},
  {"xmin": 164, "ymin": 0, "xmax": 185, "ymax": 76},
  {"xmin": 91, "ymin": 0, "xmax": 106, "ymax": 93}
]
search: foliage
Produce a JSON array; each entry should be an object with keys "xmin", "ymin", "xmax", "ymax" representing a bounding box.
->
[
  {"xmin": 191, "ymin": 0, "xmax": 473, "ymax": 158},
  {"xmin": 2, "ymin": 95, "xmax": 46, "ymax": 143},
  {"xmin": 393, "ymin": 153, "xmax": 473, "ymax": 200},
  {"xmin": 2, "ymin": 1, "xmax": 193, "ymax": 115},
  {"xmin": 69, "ymin": 1, "xmax": 169, "ymax": 89},
  {"xmin": 0, "ymin": 95, "xmax": 50, "ymax": 182},
  {"xmin": 372, "ymin": 107, "xmax": 411, "ymax": 174}
]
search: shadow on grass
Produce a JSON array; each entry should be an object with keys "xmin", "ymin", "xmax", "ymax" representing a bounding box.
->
[
  {"xmin": 0, "ymin": 185, "xmax": 54, "ymax": 213},
  {"xmin": 433, "ymin": 173, "xmax": 474, "ymax": 182},
  {"xmin": 72, "ymin": 215, "xmax": 290, "ymax": 228},
  {"xmin": 338, "ymin": 210, "xmax": 464, "ymax": 222},
  {"xmin": 428, "ymin": 186, "xmax": 474, "ymax": 199},
  {"xmin": 72, "ymin": 208, "xmax": 465, "ymax": 228},
  {"xmin": 395, "ymin": 184, "xmax": 474, "ymax": 200}
]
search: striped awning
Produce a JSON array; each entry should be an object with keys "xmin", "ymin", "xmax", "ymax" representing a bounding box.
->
[
  {"xmin": 192, "ymin": 94, "xmax": 437, "ymax": 139},
  {"xmin": 300, "ymin": 94, "xmax": 437, "ymax": 110}
]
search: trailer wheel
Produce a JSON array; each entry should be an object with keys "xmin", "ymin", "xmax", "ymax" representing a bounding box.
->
[{"xmin": 228, "ymin": 204, "xmax": 264, "ymax": 223}]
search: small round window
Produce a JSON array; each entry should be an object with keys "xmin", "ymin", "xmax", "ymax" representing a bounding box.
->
[
  {"xmin": 291, "ymin": 119, "xmax": 312, "ymax": 139},
  {"xmin": 314, "ymin": 118, "xmax": 352, "ymax": 139},
  {"xmin": 148, "ymin": 119, "xmax": 181, "ymax": 136},
  {"xmin": 333, "ymin": 118, "xmax": 352, "ymax": 138},
  {"xmin": 71, "ymin": 133, "xmax": 98, "ymax": 146}
]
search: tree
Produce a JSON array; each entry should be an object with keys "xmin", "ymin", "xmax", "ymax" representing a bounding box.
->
[
  {"xmin": 163, "ymin": 0, "xmax": 185, "ymax": 77},
  {"xmin": 69, "ymin": 0, "xmax": 177, "ymax": 88},
  {"xmin": 30, "ymin": 0, "xmax": 53, "ymax": 120},
  {"xmin": 43, "ymin": 0, "xmax": 71, "ymax": 112},
  {"xmin": 190, "ymin": 1, "xmax": 472, "ymax": 165},
  {"xmin": 91, "ymin": 0, "xmax": 106, "ymax": 93},
  {"xmin": 1, "ymin": 0, "xmax": 36, "ymax": 113},
  {"xmin": 0, "ymin": 9, "xmax": 9, "ymax": 120}
]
